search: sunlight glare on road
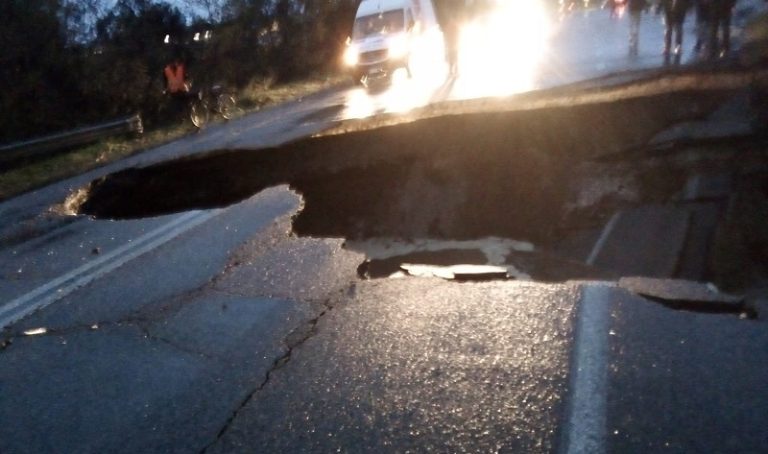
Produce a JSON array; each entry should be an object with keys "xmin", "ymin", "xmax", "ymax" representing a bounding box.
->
[{"xmin": 453, "ymin": 0, "xmax": 552, "ymax": 99}]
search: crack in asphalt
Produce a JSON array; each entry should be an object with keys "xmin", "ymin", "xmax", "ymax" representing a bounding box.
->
[
  {"xmin": 0, "ymin": 308, "xmax": 224, "ymax": 361},
  {"xmin": 136, "ymin": 324, "xmax": 219, "ymax": 361},
  {"xmin": 198, "ymin": 287, "xmax": 349, "ymax": 454},
  {"xmin": 0, "ymin": 256, "xmax": 245, "ymax": 356},
  {"xmin": 0, "ymin": 316, "xmax": 148, "ymax": 353}
]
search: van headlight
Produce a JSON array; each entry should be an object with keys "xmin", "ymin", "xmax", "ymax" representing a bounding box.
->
[
  {"xmin": 388, "ymin": 36, "xmax": 409, "ymax": 59},
  {"xmin": 343, "ymin": 45, "xmax": 359, "ymax": 66}
]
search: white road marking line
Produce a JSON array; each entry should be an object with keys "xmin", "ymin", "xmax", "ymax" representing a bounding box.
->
[
  {"xmin": 586, "ymin": 212, "xmax": 621, "ymax": 266},
  {"xmin": 563, "ymin": 284, "xmax": 612, "ymax": 454},
  {"xmin": 1, "ymin": 211, "xmax": 198, "ymax": 315},
  {"xmin": 0, "ymin": 210, "xmax": 221, "ymax": 330}
]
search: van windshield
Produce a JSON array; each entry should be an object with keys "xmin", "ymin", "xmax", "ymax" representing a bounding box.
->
[{"xmin": 353, "ymin": 10, "xmax": 405, "ymax": 39}]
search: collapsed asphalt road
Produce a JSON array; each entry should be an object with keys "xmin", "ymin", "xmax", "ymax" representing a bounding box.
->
[{"xmin": 69, "ymin": 69, "xmax": 767, "ymax": 288}]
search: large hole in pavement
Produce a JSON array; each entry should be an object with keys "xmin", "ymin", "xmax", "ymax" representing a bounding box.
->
[{"xmin": 67, "ymin": 72, "xmax": 768, "ymax": 288}]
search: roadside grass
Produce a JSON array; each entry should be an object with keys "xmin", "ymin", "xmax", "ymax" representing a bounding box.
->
[
  {"xmin": 0, "ymin": 126, "xmax": 191, "ymax": 201},
  {"xmin": 239, "ymin": 74, "xmax": 346, "ymax": 109},
  {"xmin": 0, "ymin": 74, "xmax": 346, "ymax": 202}
]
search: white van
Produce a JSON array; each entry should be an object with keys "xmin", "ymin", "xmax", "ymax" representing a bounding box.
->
[{"xmin": 343, "ymin": 0, "xmax": 443, "ymax": 85}]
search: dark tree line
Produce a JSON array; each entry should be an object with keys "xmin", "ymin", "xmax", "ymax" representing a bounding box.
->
[{"xmin": 0, "ymin": 0, "xmax": 360, "ymax": 143}]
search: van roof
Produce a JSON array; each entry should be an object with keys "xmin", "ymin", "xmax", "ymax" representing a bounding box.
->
[{"xmin": 356, "ymin": 0, "xmax": 412, "ymax": 18}]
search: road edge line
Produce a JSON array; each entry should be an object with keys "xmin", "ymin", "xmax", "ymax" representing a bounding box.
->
[
  {"xmin": 586, "ymin": 212, "xmax": 621, "ymax": 266},
  {"xmin": 561, "ymin": 283, "xmax": 612, "ymax": 454}
]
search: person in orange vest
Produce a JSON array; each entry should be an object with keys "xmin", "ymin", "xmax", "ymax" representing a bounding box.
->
[
  {"xmin": 164, "ymin": 57, "xmax": 189, "ymax": 95},
  {"xmin": 163, "ymin": 55, "xmax": 195, "ymax": 120}
]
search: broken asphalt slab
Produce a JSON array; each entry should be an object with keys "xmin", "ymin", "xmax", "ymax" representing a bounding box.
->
[
  {"xmin": 607, "ymin": 284, "xmax": 768, "ymax": 452},
  {"xmin": 1, "ymin": 187, "xmax": 303, "ymax": 336},
  {"xmin": 589, "ymin": 205, "xmax": 691, "ymax": 278},
  {"xmin": 0, "ymin": 214, "xmax": 360, "ymax": 454},
  {"xmin": 619, "ymin": 276, "xmax": 743, "ymax": 304},
  {"xmin": 648, "ymin": 92, "xmax": 756, "ymax": 145},
  {"xmin": 205, "ymin": 279, "xmax": 580, "ymax": 453},
  {"xmin": 619, "ymin": 276, "xmax": 749, "ymax": 316}
]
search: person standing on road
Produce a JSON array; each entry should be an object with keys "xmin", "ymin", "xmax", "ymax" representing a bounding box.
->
[
  {"xmin": 606, "ymin": 0, "xmax": 621, "ymax": 19},
  {"xmin": 660, "ymin": 0, "xmax": 692, "ymax": 59},
  {"xmin": 438, "ymin": 0, "xmax": 466, "ymax": 77},
  {"xmin": 693, "ymin": 0, "xmax": 712, "ymax": 54},
  {"xmin": 444, "ymin": 15, "xmax": 461, "ymax": 76},
  {"xmin": 708, "ymin": 0, "xmax": 737, "ymax": 58},
  {"xmin": 627, "ymin": 0, "xmax": 648, "ymax": 56}
]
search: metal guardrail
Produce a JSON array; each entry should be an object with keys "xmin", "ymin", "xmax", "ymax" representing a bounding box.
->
[{"xmin": 0, "ymin": 114, "xmax": 143, "ymax": 166}]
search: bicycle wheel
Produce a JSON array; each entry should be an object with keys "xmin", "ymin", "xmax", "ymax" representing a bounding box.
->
[
  {"xmin": 217, "ymin": 94, "xmax": 237, "ymax": 120},
  {"xmin": 190, "ymin": 99, "xmax": 209, "ymax": 128}
]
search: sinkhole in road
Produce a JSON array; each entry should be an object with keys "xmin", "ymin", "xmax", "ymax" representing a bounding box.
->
[
  {"xmin": 66, "ymin": 74, "xmax": 765, "ymax": 289},
  {"xmin": 71, "ymin": 86, "xmax": 728, "ymax": 227}
]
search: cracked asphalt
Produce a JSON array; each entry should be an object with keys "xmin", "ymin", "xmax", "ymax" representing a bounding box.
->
[
  {"xmin": 0, "ymin": 189, "xmax": 333, "ymax": 453},
  {"xmin": 2, "ymin": 185, "xmax": 585, "ymax": 453},
  {"xmin": 206, "ymin": 280, "xmax": 579, "ymax": 453}
]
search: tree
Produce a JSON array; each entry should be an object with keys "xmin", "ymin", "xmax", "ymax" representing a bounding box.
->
[
  {"xmin": 87, "ymin": 0, "xmax": 188, "ymax": 122},
  {"xmin": 59, "ymin": 0, "xmax": 104, "ymax": 45},
  {"xmin": 0, "ymin": 0, "xmax": 75, "ymax": 141}
]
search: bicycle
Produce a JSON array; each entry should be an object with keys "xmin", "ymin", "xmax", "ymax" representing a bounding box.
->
[{"xmin": 189, "ymin": 84, "xmax": 238, "ymax": 129}]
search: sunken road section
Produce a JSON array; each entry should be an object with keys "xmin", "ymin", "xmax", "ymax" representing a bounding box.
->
[{"xmin": 70, "ymin": 71, "xmax": 756, "ymax": 243}]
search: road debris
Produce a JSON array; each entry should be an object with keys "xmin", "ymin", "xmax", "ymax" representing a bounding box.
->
[{"xmin": 22, "ymin": 327, "xmax": 48, "ymax": 336}]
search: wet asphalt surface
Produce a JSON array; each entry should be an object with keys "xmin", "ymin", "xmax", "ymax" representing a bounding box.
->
[
  {"xmin": 2, "ymin": 7, "xmax": 768, "ymax": 454},
  {"xmin": 207, "ymin": 280, "xmax": 579, "ymax": 454}
]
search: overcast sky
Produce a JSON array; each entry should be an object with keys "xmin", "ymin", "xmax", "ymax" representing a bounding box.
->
[{"xmin": 100, "ymin": 0, "xmax": 209, "ymax": 20}]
